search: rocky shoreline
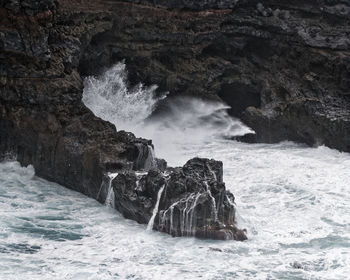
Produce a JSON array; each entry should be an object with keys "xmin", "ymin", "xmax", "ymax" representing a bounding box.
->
[
  {"xmin": 0, "ymin": 0, "xmax": 248, "ymax": 241},
  {"xmin": 79, "ymin": 0, "xmax": 350, "ymax": 151},
  {"xmin": 0, "ymin": 0, "xmax": 349, "ymax": 240}
]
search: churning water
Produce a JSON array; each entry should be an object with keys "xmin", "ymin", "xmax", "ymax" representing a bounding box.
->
[
  {"xmin": 82, "ymin": 63, "xmax": 252, "ymax": 164},
  {"xmin": 1, "ymin": 63, "xmax": 350, "ymax": 279}
]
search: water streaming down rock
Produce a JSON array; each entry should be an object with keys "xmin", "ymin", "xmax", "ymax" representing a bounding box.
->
[
  {"xmin": 145, "ymin": 145, "xmax": 156, "ymax": 170},
  {"xmin": 135, "ymin": 143, "xmax": 158, "ymax": 171},
  {"xmin": 110, "ymin": 158, "xmax": 247, "ymax": 240},
  {"xmin": 99, "ymin": 157, "xmax": 246, "ymax": 240},
  {"xmin": 204, "ymin": 181, "xmax": 218, "ymax": 222},
  {"xmin": 105, "ymin": 173, "xmax": 119, "ymax": 208},
  {"xmin": 160, "ymin": 192, "xmax": 202, "ymax": 236},
  {"xmin": 82, "ymin": 63, "xmax": 247, "ymax": 240},
  {"xmin": 206, "ymin": 162, "xmax": 218, "ymax": 181},
  {"xmin": 225, "ymin": 194, "xmax": 236, "ymax": 226},
  {"xmin": 147, "ymin": 184, "xmax": 165, "ymax": 231}
]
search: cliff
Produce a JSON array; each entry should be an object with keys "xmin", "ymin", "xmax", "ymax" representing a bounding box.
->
[
  {"xmin": 0, "ymin": 0, "xmax": 349, "ymax": 238},
  {"xmin": 79, "ymin": 0, "xmax": 350, "ymax": 151},
  {"xmin": 2, "ymin": 0, "xmax": 349, "ymax": 153},
  {"xmin": 0, "ymin": 0, "xmax": 250, "ymax": 240}
]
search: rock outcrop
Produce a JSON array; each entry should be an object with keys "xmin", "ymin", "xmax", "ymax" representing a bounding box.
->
[
  {"xmin": 112, "ymin": 158, "xmax": 247, "ymax": 240},
  {"xmin": 0, "ymin": 0, "xmax": 246, "ymax": 240}
]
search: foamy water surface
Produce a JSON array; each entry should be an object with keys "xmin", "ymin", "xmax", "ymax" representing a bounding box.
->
[{"xmin": 0, "ymin": 63, "xmax": 349, "ymax": 279}]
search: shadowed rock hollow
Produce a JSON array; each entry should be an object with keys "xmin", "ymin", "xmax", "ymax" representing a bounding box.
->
[{"xmin": 79, "ymin": 0, "xmax": 350, "ymax": 152}]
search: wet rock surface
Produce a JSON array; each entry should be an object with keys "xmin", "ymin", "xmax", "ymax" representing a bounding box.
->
[
  {"xmin": 0, "ymin": 0, "xmax": 245, "ymax": 240},
  {"xmin": 78, "ymin": 0, "xmax": 350, "ymax": 152},
  {"xmin": 112, "ymin": 158, "xmax": 247, "ymax": 241},
  {"xmin": 0, "ymin": 0, "xmax": 162, "ymax": 198},
  {"xmin": 1, "ymin": 0, "xmax": 349, "ymax": 240}
]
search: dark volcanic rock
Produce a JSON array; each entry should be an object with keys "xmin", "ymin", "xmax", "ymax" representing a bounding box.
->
[
  {"xmin": 0, "ymin": 0, "xmax": 246, "ymax": 241},
  {"xmin": 1, "ymin": 0, "xmax": 349, "ymax": 240},
  {"xmin": 124, "ymin": 0, "xmax": 239, "ymax": 10},
  {"xmin": 112, "ymin": 158, "xmax": 247, "ymax": 241},
  {"xmin": 77, "ymin": 0, "xmax": 350, "ymax": 152},
  {"xmin": 231, "ymin": 133, "xmax": 258, "ymax": 144},
  {"xmin": 0, "ymin": 0, "xmax": 163, "ymax": 201}
]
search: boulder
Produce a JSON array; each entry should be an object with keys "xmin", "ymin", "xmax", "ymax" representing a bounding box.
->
[{"xmin": 111, "ymin": 158, "xmax": 247, "ymax": 241}]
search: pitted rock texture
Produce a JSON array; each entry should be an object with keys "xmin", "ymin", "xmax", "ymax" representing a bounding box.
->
[
  {"xmin": 0, "ymin": 0, "xmax": 246, "ymax": 241},
  {"xmin": 1, "ymin": 0, "xmax": 349, "ymax": 239},
  {"xmin": 0, "ymin": 0, "xmax": 161, "ymax": 198},
  {"xmin": 111, "ymin": 158, "xmax": 247, "ymax": 241},
  {"xmin": 78, "ymin": 0, "xmax": 350, "ymax": 152}
]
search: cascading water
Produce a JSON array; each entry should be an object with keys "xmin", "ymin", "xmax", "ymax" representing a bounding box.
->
[
  {"xmin": 104, "ymin": 173, "xmax": 119, "ymax": 208},
  {"xmin": 183, "ymin": 193, "xmax": 202, "ymax": 236},
  {"xmin": 206, "ymin": 163, "xmax": 217, "ymax": 181},
  {"xmin": 159, "ymin": 192, "xmax": 202, "ymax": 236},
  {"xmin": 204, "ymin": 181, "xmax": 218, "ymax": 222},
  {"xmin": 147, "ymin": 185, "xmax": 165, "ymax": 231},
  {"xmin": 144, "ymin": 145, "xmax": 157, "ymax": 170},
  {"xmin": 135, "ymin": 143, "xmax": 158, "ymax": 170},
  {"xmin": 1, "ymin": 62, "xmax": 350, "ymax": 279},
  {"xmin": 226, "ymin": 194, "xmax": 236, "ymax": 225}
]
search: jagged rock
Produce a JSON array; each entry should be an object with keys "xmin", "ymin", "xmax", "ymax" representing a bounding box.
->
[
  {"xmin": 0, "ymin": 1, "xmax": 246, "ymax": 241},
  {"xmin": 111, "ymin": 158, "xmax": 247, "ymax": 241},
  {"xmin": 231, "ymin": 133, "xmax": 258, "ymax": 143},
  {"xmin": 242, "ymin": 99, "xmax": 350, "ymax": 151},
  {"xmin": 124, "ymin": 0, "xmax": 240, "ymax": 10},
  {"xmin": 1, "ymin": 0, "xmax": 349, "ymax": 242},
  {"xmin": 76, "ymin": 0, "xmax": 350, "ymax": 152}
]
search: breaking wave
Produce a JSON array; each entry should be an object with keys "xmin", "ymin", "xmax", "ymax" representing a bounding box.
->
[{"xmin": 83, "ymin": 62, "xmax": 252, "ymax": 164}]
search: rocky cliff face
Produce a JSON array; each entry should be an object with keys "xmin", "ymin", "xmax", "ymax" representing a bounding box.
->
[
  {"xmin": 78, "ymin": 0, "xmax": 350, "ymax": 151},
  {"xmin": 0, "ymin": 0, "xmax": 247, "ymax": 240},
  {"xmin": 1, "ymin": 0, "xmax": 125, "ymax": 198},
  {"xmin": 0, "ymin": 0, "xmax": 349, "ymax": 239}
]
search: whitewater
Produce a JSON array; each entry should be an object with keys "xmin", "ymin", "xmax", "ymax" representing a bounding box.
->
[{"xmin": 1, "ymin": 63, "xmax": 349, "ymax": 279}]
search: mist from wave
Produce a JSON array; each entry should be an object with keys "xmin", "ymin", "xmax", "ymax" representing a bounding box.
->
[
  {"xmin": 83, "ymin": 62, "xmax": 252, "ymax": 165},
  {"xmin": 1, "ymin": 63, "xmax": 350, "ymax": 279},
  {"xmin": 1, "ymin": 143, "xmax": 350, "ymax": 279}
]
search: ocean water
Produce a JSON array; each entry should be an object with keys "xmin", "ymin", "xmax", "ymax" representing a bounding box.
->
[
  {"xmin": 1, "ymin": 143, "xmax": 350, "ymax": 279},
  {"xmin": 1, "ymin": 63, "xmax": 350, "ymax": 279}
]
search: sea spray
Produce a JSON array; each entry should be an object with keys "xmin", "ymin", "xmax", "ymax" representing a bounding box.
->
[
  {"xmin": 83, "ymin": 62, "xmax": 165, "ymax": 131},
  {"xmin": 82, "ymin": 62, "xmax": 252, "ymax": 166}
]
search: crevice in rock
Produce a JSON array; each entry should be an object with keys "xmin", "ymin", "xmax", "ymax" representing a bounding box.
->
[{"xmin": 218, "ymin": 82, "xmax": 261, "ymax": 117}]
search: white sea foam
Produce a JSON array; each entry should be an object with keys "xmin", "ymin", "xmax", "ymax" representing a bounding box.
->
[
  {"xmin": 0, "ymin": 142, "xmax": 350, "ymax": 279},
  {"xmin": 82, "ymin": 62, "xmax": 252, "ymax": 163},
  {"xmin": 1, "ymin": 63, "xmax": 349, "ymax": 279}
]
